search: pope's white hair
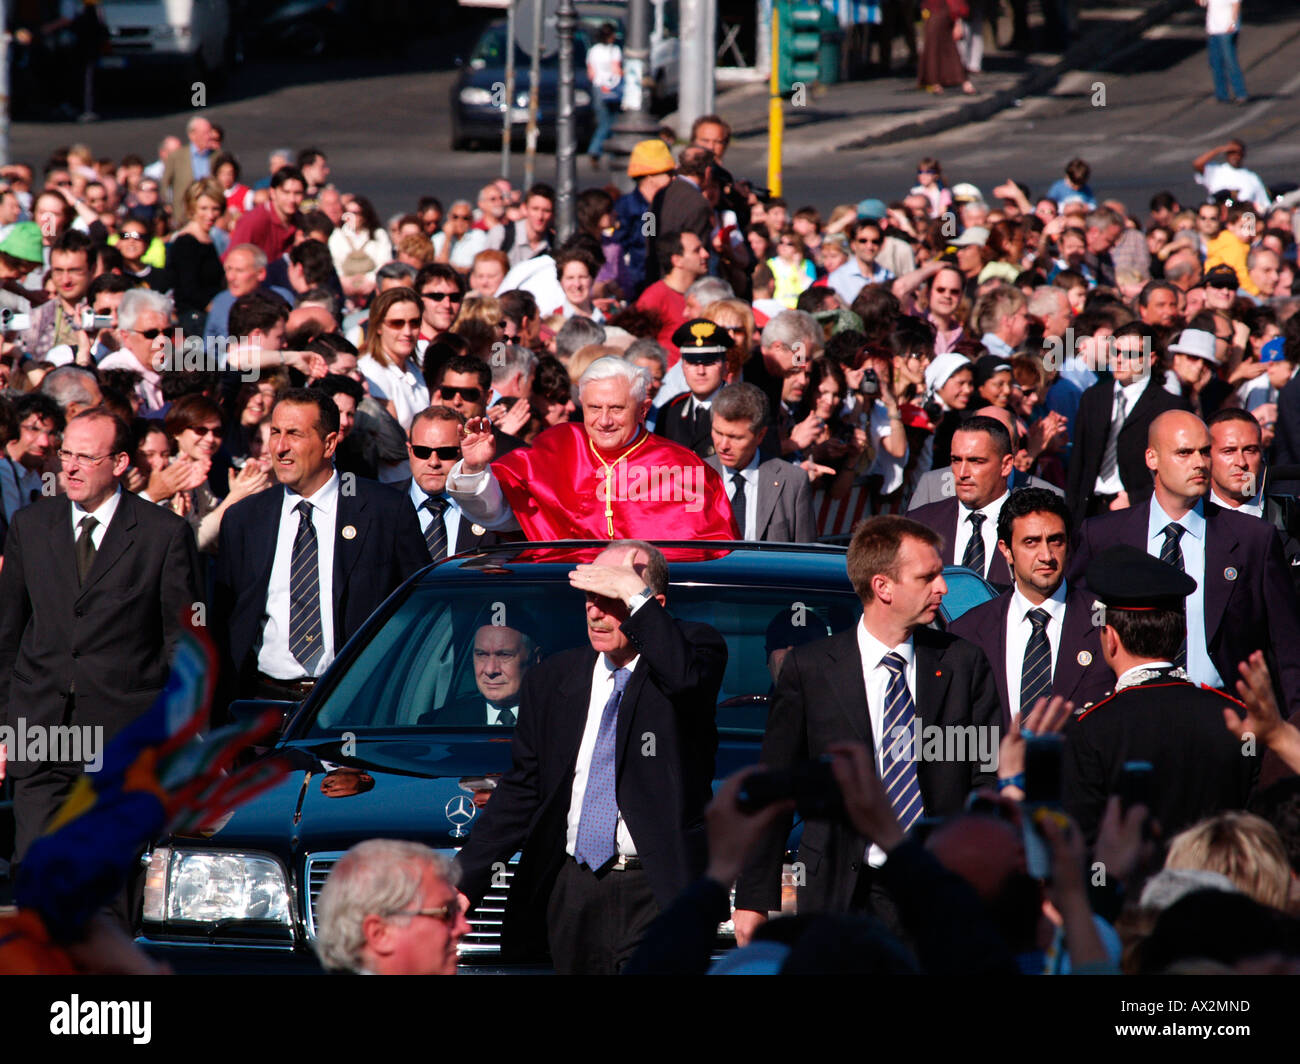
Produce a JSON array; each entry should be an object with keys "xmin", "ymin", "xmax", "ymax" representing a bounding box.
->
[{"xmin": 578, "ymin": 355, "xmax": 648, "ymax": 404}]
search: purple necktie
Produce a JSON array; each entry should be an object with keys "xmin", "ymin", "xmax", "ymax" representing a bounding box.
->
[{"xmin": 575, "ymin": 666, "xmax": 631, "ymax": 870}]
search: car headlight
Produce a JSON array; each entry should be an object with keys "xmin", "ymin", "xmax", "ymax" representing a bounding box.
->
[
  {"xmin": 460, "ymin": 87, "xmax": 493, "ymax": 106},
  {"xmin": 575, "ymin": 90, "xmax": 591, "ymax": 106},
  {"xmin": 142, "ymin": 847, "xmax": 291, "ymax": 926}
]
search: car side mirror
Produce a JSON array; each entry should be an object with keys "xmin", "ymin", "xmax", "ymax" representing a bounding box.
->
[{"xmin": 228, "ymin": 698, "xmax": 297, "ymax": 735}]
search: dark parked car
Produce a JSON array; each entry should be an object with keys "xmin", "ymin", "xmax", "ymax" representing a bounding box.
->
[
  {"xmin": 133, "ymin": 542, "xmax": 995, "ymax": 971},
  {"xmin": 450, "ymin": 20, "xmax": 596, "ymax": 152}
]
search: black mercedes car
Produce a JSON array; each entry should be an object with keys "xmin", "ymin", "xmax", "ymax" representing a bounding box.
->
[{"xmin": 134, "ymin": 542, "xmax": 995, "ymax": 972}]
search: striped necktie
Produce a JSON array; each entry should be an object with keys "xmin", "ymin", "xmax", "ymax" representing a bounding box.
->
[
  {"xmin": 423, "ymin": 495, "xmax": 449, "ymax": 561},
  {"xmin": 288, "ymin": 501, "xmax": 324, "ymax": 675},
  {"xmin": 1020, "ymin": 607, "xmax": 1053, "ymax": 719},
  {"xmin": 961, "ymin": 511, "xmax": 986, "ymax": 578},
  {"xmin": 880, "ymin": 652, "xmax": 925, "ymax": 833},
  {"xmin": 1159, "ymin": 523, "xmax": 1187, "ymax": 670}
]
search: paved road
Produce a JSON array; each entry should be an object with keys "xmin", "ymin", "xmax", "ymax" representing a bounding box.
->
[{"xmin": 10, "ymin": 0, "xmax": 1299, "ymax": 219}]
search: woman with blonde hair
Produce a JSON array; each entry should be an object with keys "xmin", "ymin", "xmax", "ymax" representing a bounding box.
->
[
  {"xmin": 1165, "ymin": 812, "xmax": 1293, "ymax": 912},
  {"xmin": 358, "ymin": 286, "xmax": 429, "ymax": 433},
  {"xmin": 165, "ymin": 177, "xmax": 227, "ymax": 335},
  {"xmin": 454, "ymin": 294, "xmax": 505, "ymax": 333},
  {"xmin": 703, "ymin": 298, "xmax": 756, "ymax": 382}
]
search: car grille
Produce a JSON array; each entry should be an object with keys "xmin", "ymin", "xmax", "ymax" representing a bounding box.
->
[{"xmin": 304, "ymin": 850, "xmax": 518, "ymax": 956}]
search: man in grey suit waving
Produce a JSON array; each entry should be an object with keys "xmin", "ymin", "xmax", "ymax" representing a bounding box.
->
[{"xmin": 707, "ymin": 384, "xmax": 818, "ymax": 543}]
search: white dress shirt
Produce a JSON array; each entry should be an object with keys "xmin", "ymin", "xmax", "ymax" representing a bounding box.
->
[
  {"xmin": 1210, "ymin": 487, "xmax": 1263, "ymax": 519},
  {"xmin": 565, "ymin": 598, "xmax": 652, "ymax": 860},
  {"xmin": 856, "ymin": 619, "xmax": 916, "ymax": 868},
  {"xmin": 407, "ymin": 479, "xmax": 465, "ymax": 555},
  {"xmin": 722, "ymin": 451, "xmax": 761, "ymax": 540},
  {"xmin": 1147, "ymin": 497, "xmax": 1223, "ymax": 689},
  {"xmin": 357, "ymin": 354, "xmax": 430, "ymax": 433},
  {"xmin": 486, "ymin": 701, "xmax": 519, "ymax": 727},
  {"xmin": 70, "ymin": 486, "xmax": 123, "ymax": 551},
  {"xmin": 1004, "ymin": 581, "xmax": 1069, "ymax": 723},
  {"xmin": 952, "ymin": 491, "xmax": 1009, "ymax": 579},
  {"xmin": 1094, "ymin": 377, "xmax": 1149, "ymax": 494},
  {"xmin": 865, "ymin": 402, "xmax": 908, "ymax": 494},
  {"xmin": 258, "ymin": 474, "xmax": 340, "ymax": 681},
  {"xmin": 979, "ymin": 333, "xmax": 1014, "ymax": 360},
  {"xmin": 445, "ymin": 462, "xmax": 519, "ymax": 531}
]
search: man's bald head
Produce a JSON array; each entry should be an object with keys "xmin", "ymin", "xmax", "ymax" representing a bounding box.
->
[
  {"xmin": 926, "ymin": 814, "xmax": 1027, "ymax": 903},
  {"xmin": 973, "ymin": 405, "xmax": 1018, "ymax": 445},
  {"xmin": 1147, "ymin": 410, "xmax": 1211, "ymax": 509}
]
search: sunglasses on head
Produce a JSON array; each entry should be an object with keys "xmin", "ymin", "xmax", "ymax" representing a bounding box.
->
[
  {"xmin": 411, "ymin": 443, "xmax": 462, "ymax": 460},
  {"xmin": 422, "ymin": 290, "xmax": 462, "ymax": 303},
  {"xmin": 438, "ymin": 385, "xmax": 482, "ymax": 403}
]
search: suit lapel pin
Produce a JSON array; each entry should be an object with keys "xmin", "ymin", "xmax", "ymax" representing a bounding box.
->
[
  {"xmin": 341, "ymin": 525, "xmax": 357, "ymax": 540},
  {"xmin": 471, "ymin": 523, "xmax": 486, "ymax": 536},
  {"xmin": 1077, "ymin": 650, "xmax": 1092, "ymax": 666},
  {"xmin": 1224, "ymin": 566, "xmax": 1237, "ymax": 581},
  {"xmin": 935, "ymin": 670, "xmax": 942, "ymax": 677}
]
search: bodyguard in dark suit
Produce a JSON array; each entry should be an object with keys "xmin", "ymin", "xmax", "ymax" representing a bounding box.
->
[
  {"xmin": 655, "ymin": 319, "xmax": 730, "ymax": 459},
  {"xmin": 213, "ymin": 390, "xmax": 427, "ymax": 703},
  {"xmin": 706, "ymin": 382, "xmax": 817, "ymax": 542},
  {"xmin": 1069, "ymin": 410, "xmax": 1300, "ymax": 719},
  {"xmin": 908, "ymin": 465, "xmax": 1060, "ymax": 510},
  {"xmin": 0, "ymin": 410, "xmax": 203, "ymax": 864},
  {"xmin": 948, "ymin": 488, "xmax": 1113, "ymax": 729},
  {"xmin": 1062, "ymin": 546, "xmax": 1257, "ymax": 844},
  {"xmin": 1065, "ymin": 322, "xmax": 1187, "ymax": 523},
  {"xmin": 733, "ymin": 515, "xmax": 1000, "ymax": 940},
  {"xmin": 455, "ymin": 542, "xmax": 726, "ymax": 973},
  {"xmin": 908, "ymin": 415, "xmax": 1017, "ymax": 588},
  {"xmin": 401, "ymin": 405, "xmax": 513, "ymax": 560},
  {"xmin": 643, "ymin": 147, "xmax": 714, "ymax": 286}
]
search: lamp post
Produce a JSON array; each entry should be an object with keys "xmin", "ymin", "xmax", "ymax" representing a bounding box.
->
[{"xmin": 555, "ymin": 0, "xmax": 577, "ymax": 239}]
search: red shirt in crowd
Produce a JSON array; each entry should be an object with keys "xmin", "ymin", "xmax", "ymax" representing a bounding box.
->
[
  {"xmin": 225, "ymin": 204, "xmax": 297, "ymax": 261},
  {"xmin": 636, "ymin": 280, "xmax": 687, "ymax": 364}
]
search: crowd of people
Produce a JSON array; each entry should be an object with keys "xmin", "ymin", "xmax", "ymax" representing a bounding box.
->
[{"xmin": 2, "ymin": 106, "xmax": 1300, "ymax": 976}]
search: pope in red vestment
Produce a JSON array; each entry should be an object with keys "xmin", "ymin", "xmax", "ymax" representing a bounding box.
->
[{"xmin": 447, "ymin": 362, "xmax": 739, "ymax": 541}]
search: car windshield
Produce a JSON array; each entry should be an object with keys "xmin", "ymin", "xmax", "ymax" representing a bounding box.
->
[
  {"xmin": 469, "ymin": 24, "xmax": 591, "ymax": 67},
  {"xmin": 308, "ymin": 581, "xmax": 861, "ymax": 739}
]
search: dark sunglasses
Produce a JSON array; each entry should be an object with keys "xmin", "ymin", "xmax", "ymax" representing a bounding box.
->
[
  {"xmin": 422, "ymin": 291, "xmax": 462, "ymax": 304},
  {"xmin": 438, "ymin": 385, "xmax": 482, "ymax": 403},
  {"xmin": 383, "ymin": 316, "xmax": 422, "ymax": 329},
  {"xmin": 120, "ymin": 232, "xmax": 147, "ymax": 241},
  {"xmin": 188, "ymin": 425, "xmax": 224, "ymax": 438},
  {"xmin": 132, "ymin": 328, "xmax": 164, "ymax": 340},
  {"xmin": 410, "ymin": 444, "xmax": 462, "ymax": 460}
]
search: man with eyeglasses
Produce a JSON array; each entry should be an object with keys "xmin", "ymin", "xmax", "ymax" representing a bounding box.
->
[
  {"xmin": 412, "ymin": 264, "xmax": 464, "ymax": 361},
  {"xmin": 2, "ymin": 394, "xmax": 62, "ymax": 523},
  {"xmin": 425, "ymin": 354, "xmax": 526, "ymax": 458},
  {"xmin": 20, "ymin": 229, "xmax": 93, "ymax": 360},
  {"xmin": 403, "ymin": 405, "xmax": 508, "ymax": 560},
  {"xmin": 827, "ymin": 220, "xmax": 895, "ymax": 307},
  {"xmin": 0, "ymin": 408, "xmax": 202, "ymax": 875},
  {"xmin": 98, "ymin": 289, "xmax": 172, "ymax": 413},
  {"xmin": 316, "ymin": 840, "xmax": 470, "ymax": 975}
]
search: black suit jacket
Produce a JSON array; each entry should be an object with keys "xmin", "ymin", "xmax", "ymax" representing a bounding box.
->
[
  {"xmin": 1272, "ymin": 378, "xmax": 1300, "ymax": 494},
  {"xmin": 908, "ymin": 495, "xmax": 1012, "ymax": 587},
  {"xmin": 947, "ymin": 584, "xmax": 1114, "ymax": 729},
  {"xmin": 0, "ymin": 491, "xmax": 202, "ymax": 775},
  {"xmin": 456, "ymin": 599, "xmax": 726, "ymax": 921},
  {"xmin": 397, "ymin": 478, "xmax": 515, "ymax": 556},
  {"xmin": 656, "ymin": 392, "xmax": 714, "ymax": 459},
  {"xmin": 212, "ymin": 475, "xmax": 428, "ymax": 694},
  {"xmin": 733, "ymin": 625, "xmax": 1000, "ymax": 916},
  {"xmin": 1069, "ymin": 498, "xmax": 1300, "ymax": 718},
  {"xmin": 644, "ymin": 177, "xmax": 713, "ymax": 285},
  {"xmin": 1066, "ymin": 377, "xmax": 1187, "ymax": 523}
]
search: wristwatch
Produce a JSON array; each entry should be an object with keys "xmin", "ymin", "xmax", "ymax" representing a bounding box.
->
[{"xmin": 627, "ymin": 586, "xmax": 655, "ymax": 611}]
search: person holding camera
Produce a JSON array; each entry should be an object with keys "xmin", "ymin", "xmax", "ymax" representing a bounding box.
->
[{"xmin": 733, "ymin": 514, "xmax": 999, "ymax": 942}]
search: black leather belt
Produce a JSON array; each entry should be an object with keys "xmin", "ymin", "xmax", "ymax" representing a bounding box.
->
[
  {"xmin": 257, "ymin": 672, "xmax": 317, "ymax": 698},
  {"xmin": 572, "ymin": 854, "xmax": 643, "ymax": 875}
]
